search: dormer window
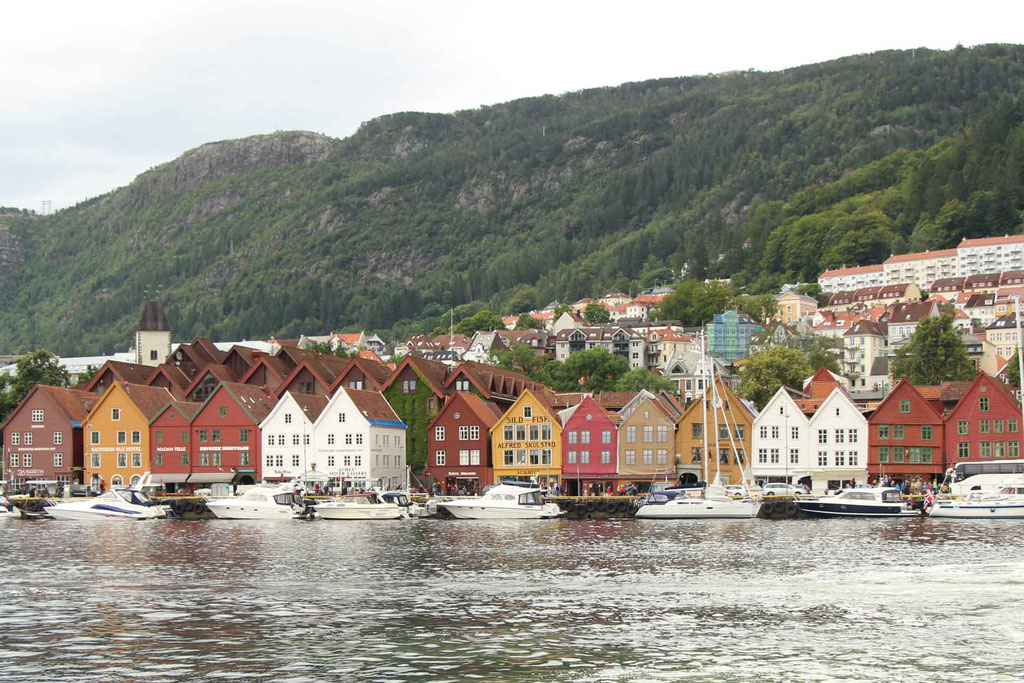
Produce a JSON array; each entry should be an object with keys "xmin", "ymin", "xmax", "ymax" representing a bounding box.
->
[
  {"xmin": 523, "ymin": 405, "xmax": 532, "ymax": 418},
  {"xmin": 111, "ymin": 408, "xmax": 121, "ymax": 421}
]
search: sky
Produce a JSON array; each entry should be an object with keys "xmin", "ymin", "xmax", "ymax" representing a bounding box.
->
[{"xmin": 2, "ymin": 0, "xmax": 1022, "ymax": 211}]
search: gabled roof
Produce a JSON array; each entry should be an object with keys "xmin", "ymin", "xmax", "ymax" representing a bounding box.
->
[
  {"xmin": 0, "ymin": 385, "xmax": 99, "ymax": 431},
  {"xmin": 677, "ymin": 378, "xmax": 758, "ymax": 426},
  {"xmin": 930, "ymin": 276, "xmax": 965, "ymax": 292},
  {"xmin": 183, "ymin": 363, "xmax": 239, "ymax": 397},
  {"xmin": 433, "ymin": 391, "xmax": 505, "ymax": 430},
  {"xmin": 826, "ymin": 291, "xmax": 855, "ymax": 307},
  {"xmin": 819, "ymin": 264, "xmax": 883, "ymax": 278},
  {"xmin": 201, "ymin": 382, "xmax": 278, "ymax": 425},
  {"xmin": 274, "ymin": 354, "xmax": 352, "ymax": 398},
  {"xmin": 888, "ymin": 301, "xmax": 938, "ymax": 324},
  {"xmin": 558, "ymin": 394, "xmax": 619, "ymax": 427},
  {"xmin": 964, "ymin": 273, "xmax": 1001, "ymax": 288},
  {"xmin": 844, "ymin": 319, "xmax": 887, "ymax": 337},
  {"xmin": 238, "ymin": 354, "xmax": 292, "ymax": 388},
  {"xmin": 383, "ymin": 355, "xmax": 450, "ymax": 397},
  {"xmin": 871, "ymin": 378, "xmax": 945, "ymax": 422},
  {"xmin": 290, "ymin": 392, "xmax": 330, "ymax": 423},
  {"xmin": 444, "ymin": 360, "xmax": 546, "ymax": 400},
  {"xmin": 343, "ymin": 387, "xmax": 404, "ymax": 427},
  {"xmin": 90, "ymin": 382, "xmax": 176, "ymax": 422},
  {"xmin": 145, "ymin": 364, "xmax": 192, "ymax": 395},
  {"xmin": 944, "ymin": 372, "xmax": 1021, "ymax": 419},
  {"xmin": 84, "ymin": 360, "xmax": 155, "ymax": 392},
  {"xmin": 328, "ymin": 356, "xmax": 393, "ymax": 393},
  {"xmin": 150, "ymin": 400, "xmax": 203, "ymax": 425}
]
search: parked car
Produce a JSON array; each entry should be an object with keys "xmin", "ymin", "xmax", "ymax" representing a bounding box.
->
[
  {"xmin": 723, "ymin": 485, "xmax": 748, "ymax": 498},
  {"xmin": 762, "ymin": 483, "xmax": 802, "ymax": 496}
]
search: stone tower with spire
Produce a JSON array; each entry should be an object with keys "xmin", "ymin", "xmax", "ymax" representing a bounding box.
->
[{"xmin": 134, "ymin": 300, "xmax": 172, "ymax": 367}]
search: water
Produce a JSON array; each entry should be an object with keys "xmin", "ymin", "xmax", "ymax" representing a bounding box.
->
[{"xmin": 1, "ymin": 517, "xmax": 1022, "ymax": 682}]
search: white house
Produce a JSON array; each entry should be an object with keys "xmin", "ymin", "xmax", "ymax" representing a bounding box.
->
[
  {"xmin": 259, "ymin": 392, "xmax": 328, "ymax": 482},
  {"xmin": 311, "ymin": 387, "xmax": 407, "ymax": 491},
  {"xmin": 751, "ymin": 369, "xmax": 868, "ymax": 493}
]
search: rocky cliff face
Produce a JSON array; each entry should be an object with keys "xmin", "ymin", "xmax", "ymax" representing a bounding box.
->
[{"xmin": 0, "ymin": 217, "xmax": 25, "ymax": 294}]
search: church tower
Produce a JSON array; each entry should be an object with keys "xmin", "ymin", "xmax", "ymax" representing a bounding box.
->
[{"xmin": 135, "ymin": 300, "xmax": 172, "ymax": 367}]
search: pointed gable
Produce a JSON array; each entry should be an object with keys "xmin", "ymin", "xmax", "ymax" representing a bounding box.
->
[
  {"xmin": 84, "ymin": 360, "xmax": 156, "ymax": 394},
  {"xmin": 202, "ymin": 382, "xmax": 278, "ymax": 426},
  {"xmin": 341, "ymin": 387, "xmax": 404, "ymax": 428},
  {"xmin": 871, "ymin": 378, "xmax": 945, "ymax": 425},
  {"xmin": 383, "ymin": 355, "xmax": 450, "ymax": 398},
  {"xmin": 328, "ymin": 356, "xmax": 392, "ymax": 393}
]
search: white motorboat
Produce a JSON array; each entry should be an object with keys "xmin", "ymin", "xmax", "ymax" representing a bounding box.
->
[
  {"xmin": 438, "ymin": 482, "xmax": 564, "ymax": 519},
  {"xmin": 928, "ymin": 477, "xmax": 1024, "ymax": 519},
  {"xmin": 634, "ymin": 484, "xmax": 760, "ymax": 519},
  {"xmin": 205, "ymin": 484, "xmax": 309, "ymax": 520},
  {"xmin": 314, "ymin": 491, "xmax": 419, "ymax": 520},
  {"xmin": 796, "ymin": 487, "xmax": 917, "ymax": 518},
  {"xmin": 46, "ymin": 487, "xmax": 166, "ymax": 521},
  {"xmin": 0, "ymin": 495, "xmax": 15, "ymax": 518}
]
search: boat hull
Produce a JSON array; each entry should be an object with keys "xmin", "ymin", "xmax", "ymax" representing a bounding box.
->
[
  {"xmin": 205, "ymin": 503, "xmax": 297, "ymax": 520},
  {"xmin": 797, "ymin": 501, "xmax": 917, "ymax": 517},
  {"xmin": 46, "ymin": 506, "xmax": 161, "ymax": 521},
  {"xmin": 439, "ymin": 503, "xmax": 561, "ymax": 519},
  {"xmin": 315, "ymin": 505, "xmax": 403, "ymax": 520},
  {"xmin": 634, "ymin": 499, "xmax": 759, "ymax": 519},
  {"xmin": 928, "ymin": 503, "xmax": 1024, "ymax": 519}
]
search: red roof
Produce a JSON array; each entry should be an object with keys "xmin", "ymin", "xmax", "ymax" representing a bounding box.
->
[
  {"xmin": 343, "ymin": 387, "xmax": 402, "ymax": 424},
  {"xmin": 959, "ymin": 235, "xmax": 1024, "ymax": 248},
  {"xmin": 819, "ymin": 264, "xmax": 883, "ymax": 278},
  {"xmin": 883, "ymin": 248, "xmax": 957, "ymax": 264}
]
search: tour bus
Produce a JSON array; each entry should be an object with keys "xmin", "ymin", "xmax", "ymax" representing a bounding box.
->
[{"xmin": 948, "ymin": 459, "xmax": 1024, "ymax": 496}]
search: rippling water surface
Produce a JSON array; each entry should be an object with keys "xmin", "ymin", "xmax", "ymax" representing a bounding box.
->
[{"xmin": 1, "ymin": 516, "xmax": 1022, "ymax": 682}]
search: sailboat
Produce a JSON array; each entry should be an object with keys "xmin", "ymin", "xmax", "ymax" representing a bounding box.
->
[{"xmin": 635, "ymin": 333, "xmax": 761, "ymax": 519}]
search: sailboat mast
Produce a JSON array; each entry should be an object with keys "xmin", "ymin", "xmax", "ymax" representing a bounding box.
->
[
  {"xmin": 700, "ymin": 332, "xmax": 709, "ymax": 485},
  {"xmin": 708, "ymin": 345, "xmax": 722, "ymax": 487}
]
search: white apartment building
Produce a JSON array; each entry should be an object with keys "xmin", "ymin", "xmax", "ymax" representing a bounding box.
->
[
  {"xmin": 818, "ymin": 264, "xmax": 884, "ymax": 293},
  {"xmin": 259, "ymin": 392, "xmax": 327, "ymax": 481},
  {"xmin": 958, "ymin": 235, "xmax": 1024, "ymax": 276},
  {"xmin": 842, "ymin": 320, "xmax": 888, "ymax": 383},
  {"xmin": 882, "ymin": 249, "xmax": 958, "ymax": 290}
]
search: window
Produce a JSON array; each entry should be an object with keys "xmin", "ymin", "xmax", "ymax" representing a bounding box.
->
[
  {"xmin": 568, "ymin": 430, "xmax": 578, "ymax": 444},
  {"xmin": 626, "ymin": 426, "xmax": 637, "ymax": 443},
  {"xmin": 277, "ymin": 435, "xmax": 285, "ymax": 446},
  {"xmin": 848, "ymin": 452, "xmax": 858, "ymax": 467},
  {"xmin": 200, "ymin": 452, "xmax": 210, "ymax": 466},
  {"xmin": 240, "ymin": 452, "xmax": 249, "ymax": 466},
  {"xmin": 267, "ymin": 433, "xmax": 274, "ymax": 445},
  {"xmin": 878, "ymin": 447, "xmax": 890, "ymax": 463},
  {"xmin": 625, "ymin": 450, "xmax": 636, "ymax": 465},
  {"xmin": 181, "ymin": 452, "xmax": 190, "ymax": 466},
  {"xmin": 457, "ymin": 426, "xmax": 469, "ymax": 441},
  {"xmin": 345, "ymin": 434, "xmax": 353, "ymax": 445},
  {"xmin": 719, "ymin": 448, "xmax": 730, "ymax": 464},
  {"xmin": 818, "ymin": 429, "xmax": 828, "ymax": 444},
  {"xmin": 240, "ymin": 429, "xmax": 249, "ymax": 444},
  {"xmin": 117, "ymin": 453, "xmax": 128, "ymax": 468},
  {"xmin": 601, "ymin": 450, "xmax": 611, "ymax": 464},
  {"xmin": 131, "ymin": 430, "xmax": 141, "ymax": 445},
  {"xmin": 343, "ymin": 454, "xmax": 351, "ymax": 467},
  {"xmin": 503, "ymin": 450, "xmax": 513, "ymax": 466},
  {"xmin": 21, "ymin": 432, "xmax": 32, "ymax": 446},
  {"xmin": 758, "ymin": 449, "xmax": 767, "ymax": 464},
  {"xmin": 958, "ymin": 442, "xmax": 970, "ymax": 459},
  {"xmin": 892, "ymin": 447, "xmax": 906, "ymax": 463},
  {"xmin": 817, "ymin": 451, "xmax": 827, "ymax": 466},
  {"xmin": 1010, "ymin": 441, "xmax": 1021, "ymax": 458},
  {"xmin": 9, "ymin": 453, "xmax": 18, "ymax": 467},
  {"xmin": 878, "ymin": 425, "xmax": 889, "ymax": 440},
  {"xmin": 771, "ymin": 426, "xmax": 780, "ymax": 439},
  {"xmin": 718, "ymin": 424, "xmax": 730, "ymax": 440},
  {"xmin": 893, "ymin": 425, "xmax": 904, "ymax": 440},
  {"xmin": 355, "ymin": 434, "xmax": 363, "ymax": 445},
  {"xmin": 567, "ymin": 450, "xmax": 577, "ymax": 464},
  {"xmin": 292, "ymin": 434, "xmax": 300, "ymax": 446},
  {"xmin": 153, "ymin": 452, "xmax": 163, "ymax": 467},
  {"xmin": 759, "ymin": 425, "xmax": 768, "ymax": 439},
  {"xmin": 643, "ymin": 425, "xmax": 654, "ymax": 442},
  {"xmin": 995, "ymin": 419, "xmax": 1005, "ymax": 434},
  {"xmin": 10, "ymin": 433, "xmax": 18, "ymax": 446},
  {"xmin": 154, "ymin": 431, "xmax": 163, "ymax": 445},
  {"xmin": 980, "ymin": 441, "xmax": 992, "ymax": 458},
  {"xmin": 899, "ymin": 399, "xmax": 910, "ymax": 413},
  {"xmin": 111, "ymin": 408, "xmax": 120, "ymax": 421},
  {"xmin": 788, "ymin": 448, "xmax": 799, "ymax": 464},
  {"xmin": 523, "ymin": 405, "xmax": 532, "ymax": 418},
  {"xmin": 735, "ymin": 425, "xmax": 745, "ymax": 440},
  {"xmin": 198, "ymin": 429, "xmax": 208, "ymax": 444},
  {"xmin": 216, "ymin": 406, "xmax": 227, "ymax": 418},
  {"xmin": 770, "ymin": 448, "xmax": 779, "ymax": 464},
  {"xmin": 979, "ymin": 396, "xmax": 990, "ymax": 412},
  {"xmin": 328, "ymin": 433, "xmax": 335, "ymax": 445},
  {"xmin": 131, "ymin": 453, "xmax": 142, "ymax": 468},
  {"xmin": 327, "ymin": 455, "xmax": 336, "ymax": 467},
  {"xmin": 791, "ymin": 426, "xmax": 799, "ymax": 440},
  {"xmin": 292, "ymin": 455, "xmax": 300, "ymax": 467},
  {"xmin": 455, "ymin": 379, "xmax": 470, "ymax": 392},
  {"xmin": 91, "ymin": 453, "xmax": 101, "ymax": 468},
  {"xmin": 1009, "ymin": 419, "xmax": 1019, "ymax": 433},
  {"xmin": 435, "ymin": 426, "xmax": 445, "ymax": 441},
  {"xmin": 339, "ymin": 413, "xmax": 346, "ymax": 423},
  {"xmin": 470, "ymin": 450, "xmax": 480, "ymax": 465},
  {"xmin": 113, "ymin": 430, "xmax": 124, "ymax": 445},
  {"xmin": 529, "ymin": 425, "xmax": 539, "ymax": 441},
  {"xmin": 275, "ymin": 454, "xmax": 284, "ymax": 467},
  {"xmin": 835, "ymin": 429, "xmax": 845, "ymax": 444},
  {"xmin": 503, "ymin": 425, "xmax": 514, "ymax": 442},
  {"xmin": 470, "ymin": 426, "xmax": 480, "ymax": 440},
  {"xmin": 642, "ymin": 450, "xmax": 653, "ymax": 465},
  {"xmin": 31, "ymin": 409, "xmax": 44, "ymax": 422},
  {"xmin": 994, "ymin": 442, "xmax": 1006, "ymax": 458},
  {"xmin": 53, "ymin": 453, "xmax": 63, "ymax": 467},
  {"xmin": 693, "ymin": 423, "xmax": 703, "ymax": 439},
  {"xmin": 980, "ymin": 420, "xmax": 991, "ymax": 434},
  {"xmin": 602, "ymin": 430, "xmax": 612, "ymax": 444},
  {"xmin": 581, "ymin": 430, "xmax": 591, "ymax": 444},
  {"xmin": 691, "ymin": 447, "xmax": 702, "ymax": 463},
  {"xmin": 957, "ymin": 420, "xmax": 968, "ymax": 435},
  {"xmin": 921, "ymin": 425, "xmax": 933, "ymax": 441},
  {"xmin": 834, "ymin": 452, "xmax": 845, "ymax": 467},
  {"xmin": 402, "ymin": 379, "xmax": 417, "ymax": 394}
]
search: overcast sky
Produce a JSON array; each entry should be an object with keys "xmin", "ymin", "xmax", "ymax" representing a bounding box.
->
[{"xmin": 2, "ymin": 0, "xmax": 1022, "ymax": 211}]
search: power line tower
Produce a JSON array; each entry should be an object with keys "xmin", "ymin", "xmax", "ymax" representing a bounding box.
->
[{"xmin": 40, "ymin": 200, "xmax": 52, "ymax": 216}]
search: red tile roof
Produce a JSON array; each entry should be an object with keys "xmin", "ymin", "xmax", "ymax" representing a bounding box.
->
[
  {"xmin": 883, "ymin": 248, "xmax": 957, "ymax": 264},
  {"xmin": 819, "ymin": 264, "xmax": 883, "ymax": 278},
  {"xmin": 959, "ymin": 235, "xmax": 1024, "ymax": 248},
  {"xmin": 344, "ymin": 387, "xmax": 402, "ymax": 424}
]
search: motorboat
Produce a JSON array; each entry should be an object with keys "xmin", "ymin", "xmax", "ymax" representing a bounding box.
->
[
  {"xmin": 796, "ymin": 487, "xmax": 917, "ymax": 518},
  {"xmin": 634, "ymin": 484, "xmax": 760, "ymax": 519},
  {"xmin": 438, "ymin": 482, "xmax": 564, "ymax": 519},
  {"xmin": 205, "ymin": 483, "xmax": 311, "ymax": 520},
  {"xmin": 928, "ymin": 477, "xmax": 1024, "ymax": 519},
  {"xmin": 314, "ymin": 490, "xmax": 420, "ymax": 520},
  {"xmin": 0, "ymin": 495, "xmax": 15, "ymax": 518},
  {"xmin": 46, "ymin": 487, "xmax": 166, "ymax": 521}
]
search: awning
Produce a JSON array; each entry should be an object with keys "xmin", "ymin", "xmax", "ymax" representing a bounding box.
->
[
  {"xmin": 190, "ymin": 472, "xmax": 236, "ymax": 483},
  {"xmin": 811, "ymin": 470, "xmax": 867, "ymax": 479},
  {"xmin": 150, "ymin": 473, "xmax": 190, "ymax": 484}
]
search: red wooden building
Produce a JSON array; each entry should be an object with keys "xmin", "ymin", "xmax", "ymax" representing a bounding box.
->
[
  {"xmin": 558, "ymin": 395, "xmax": 619, "ymax": 496},
  {"xmin": 149, "ymin": 401, "xmax": 202, "ymax": 492},
  {"xmin": 0, "ymin": 385, "xmax": 98, "ymax": 490},
  {"xmin": 425, "ymin": 391, "xmax": 502, "ymax": 495},
  {"xmin": 867, "ymin": 378, "xmax": 946, "ymax": 483},
  {"xmin": 188, "ymin": 382, "xmax": 276, "ymax": 487},
  {"xmin": 943, "ymin": 372, "xmax": 1023, "ymax": 468}
]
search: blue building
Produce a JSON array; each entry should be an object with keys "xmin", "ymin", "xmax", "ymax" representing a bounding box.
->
[{"xmin": 706, "ymin": 310, "xmax": 763, "ymax": 362}]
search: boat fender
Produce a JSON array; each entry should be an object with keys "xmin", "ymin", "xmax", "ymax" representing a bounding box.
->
[
  {"xmin": 784, "ymin": 502, "xmax": 798, "ymax": 516},
  {"xmin": 575, "ymin": 506, "xmax": 587, "ymax": 519},
  {"xmin": 762, "ymin": 502, "xmax": 776, "ymax": 516},
  {"xmin": 596, "ymin": 500, "xmax": 608, "ymax": 513},
  {"xmin": 616, "ymin": 500, "xmax": 629, "ymax": 513},
  {"xmin": 563, "ymin": 501, "xmax": 575, "ymax": 513},
  {"xmin": 170, "ymin": 501, "xmax": 184, "ymax": 516},
  {"xmin": 193, "ymin": 499, "xmax": 207, "ymax": 514},
  {"xmin": 585, "ymin": 500, "xmax": 597, "ymax": 512}
]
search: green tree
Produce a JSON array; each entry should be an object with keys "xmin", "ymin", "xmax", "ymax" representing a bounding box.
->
[
  {"xmin": 0, "ymin": 351, "xmax": 71, "ymax": 424},
  {"xmin": 889, "ymin": 315, "xmax": 974, "ymax": 385},
  {"xmin": 583, "ymin": 303, "xmax": 610, "ymax": 324},
  {"xmin": 735, "ymin": 294, "xmax": 778, "ymax": 324},
  {"xmin": 614, "ymin": 367, "xmax": 675, "ymax": 393},
  {"xmin": 492, "ymin": 344, "xmax": 553, "ymax": 384},
  {"xmin": 802, "ymin": 336, "xmax": 841, "ymax": 373},
  {"xmin": 514, "ymin": 314, "xmax": 541, "ymax": 330},
  {"xmin": 552, "ymin": 347, "xmax": 629, "ymax": 392},
  {"xmin": 306, "ymin": 340, "xmax": 353, "ymax": 358},
  {"xmin": 1007, "ymin": 352, "xmax": 1021, "ymax": 389},
  {"xmin": 652, "ymin": 280, "xmax": 735, "ymax": 325},
  {"xmin": 738, "ymin": 346, "xmax": 813, "ymax": 409},
  {"xmin": 453, "ymin": 309, "xmax": 504, "ymax": 336}
]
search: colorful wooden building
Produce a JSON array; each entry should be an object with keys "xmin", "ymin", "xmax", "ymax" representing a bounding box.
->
[
  {"xmin": 149, "ymin": 401, "xmax": 203, "ymax": 492},
  {"xmin": 677, "ymin": 378, "xmax": 754, "ymax": 486},
  {"xmin": 558, "ymin": 395, "xmax": 619, "ymax": 495},
  {"xmin": 868, "ymin": 378, "xmax": 947, "ymax": 484},
  {"xmin": 0, "ymin": 385, "xmax": 98, "ymax": 490},
  {"xmin": 943, "ymin": 372, "xmax": 1023, "ymax": 472},
  {"xmin": 382, "ymin": 356, "xmax": 451, "ymax": 471},
  {"xmin": 189, "ymin": 382, "xmax": 276, "ymax": 487},
  {"xmin": 490, "ymin": 389, "xmax": 562, "ymax": 486},
  {"xmin": 83, "ymin": 382, "xmax": 175, "ymax": 488},
  {"xmin": 616, "ymin": 390, "xmax": 677, "ymax": 491},
  {"xmin": 258, "ymin": 391, "xmax": 329, "ymax": 482},
  {"xmin": 426, "ymin": 391, "xmax": 503, "ymax": 495}
]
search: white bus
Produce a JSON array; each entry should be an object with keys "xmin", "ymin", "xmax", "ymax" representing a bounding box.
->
[{"xmin": 948, "ymin": 459, "xmax": 1024, "ymax": 496}]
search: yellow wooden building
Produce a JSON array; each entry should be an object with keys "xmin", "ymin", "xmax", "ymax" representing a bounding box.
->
[
  {"xmin": 83, "ymin": 382, "xmax": 174, "ymax": 489},
  {"xmin": 675, "ymin": 378, "xmax": 755, "ymax": 486},
  {"xmin": 616, "ymin": 390, "xmax": 677, "ymax": 488},
  {"xmin": 490, "ymin": 389, "xmax": 562, "ymax": 486}
]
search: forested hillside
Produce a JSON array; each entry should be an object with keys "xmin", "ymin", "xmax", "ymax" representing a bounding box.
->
[{"xmin": 2, "ymin": 45, "xmax": 1024, "ymax": 355}]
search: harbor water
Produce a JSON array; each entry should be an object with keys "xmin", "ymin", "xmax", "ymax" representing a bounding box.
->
[{"xmin": 1, "ymin": 517, "xmax": 1022, "ymax": 682}]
